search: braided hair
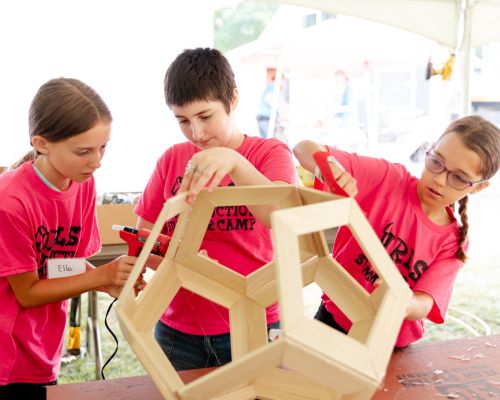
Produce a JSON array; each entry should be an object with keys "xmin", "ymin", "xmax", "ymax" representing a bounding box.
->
[{"xmin": 449, "ymin": 197, "xmax": 469, "ymax": 262}]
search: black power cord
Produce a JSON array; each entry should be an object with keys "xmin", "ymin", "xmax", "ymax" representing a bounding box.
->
[{"xmin": 100, "ymin": 298, "xmax": 118, "ymax": 380}]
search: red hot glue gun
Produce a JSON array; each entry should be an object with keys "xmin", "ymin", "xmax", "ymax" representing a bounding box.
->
[
  {"xmin": 312, "ymin": 151, "xmax": 349, "ymax": 197},
  {"xmin": 112, "ymin": 225, "xmax": 171, "ymax": 257}
]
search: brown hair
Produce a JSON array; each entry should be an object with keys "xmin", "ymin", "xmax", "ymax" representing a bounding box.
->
[
  {"xmin": 13, "ymin": 78, "xmax": 112, "ymax": 168},
  {"xmin": 439, "ymin": 115, "xmax": 500, "ymax": 262},
  {"xmin": 164, "ymin": 47, "xmax": 236, "ymax": 113}
]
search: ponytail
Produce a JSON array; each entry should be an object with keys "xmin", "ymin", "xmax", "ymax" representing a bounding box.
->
[
  {"xmin": 11, "ymin": 150, "xmax": 37, "ymax": 170},
  {"xmin": 454, "ymin": 196, "xmax": 469, "ymax": 263}
]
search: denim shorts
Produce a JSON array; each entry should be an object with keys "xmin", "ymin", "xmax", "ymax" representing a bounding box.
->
[{"xmin": 154, "ymin": 320, "xmax": 280, "ymax": 371}]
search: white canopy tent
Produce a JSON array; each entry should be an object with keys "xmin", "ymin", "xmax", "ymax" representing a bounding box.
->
[
  {"xmin": 264, "ymin": 0, "xmax": 500, "ymax": 115},
  {"xmin": 228, "ymin": 14, "xmax": 439, "ymax": 144}
]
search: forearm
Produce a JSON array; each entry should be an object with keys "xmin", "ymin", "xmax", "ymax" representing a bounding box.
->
[
  {"xmin": 405, "ymin": 291, "xmax": 434, "ymax": 321},
  {"xmin": 247, "ymin": 202, "xmax": 279, "ymax": 228},
  {"xmin": 229, "ymin": 152, "xmax": 273, "ymax": 187},
  {"xmin": 293, "ymin": 140, "xmax": 358, "ymax": 197},
  {"xmin": 9, "ymin": 268, "xmax": 108, "ymax": 308},
  {"xmin": 181, "ymin": 148, "xmax": 290, "ymax": 227},
  {"xmin": 136, "ymin": 217, "xmax": 153, "ymax": 230},
  {"xmin": 293, "ymin": 140, "xmax": 328, "ymax": 173}
]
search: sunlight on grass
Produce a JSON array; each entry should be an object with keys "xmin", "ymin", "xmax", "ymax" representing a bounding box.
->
[{"xmin": 59, "ymin": 295, "xmax": 146, "ymax": 384}]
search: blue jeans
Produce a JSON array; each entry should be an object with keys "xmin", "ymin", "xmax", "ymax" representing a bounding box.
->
[
  {"xmin": 314, "ymin": 302, "xmax": 348, "ymax": 334},
  {"xmin": 154, "ymin": 320, "xmax": 280, "ymax": 371}
]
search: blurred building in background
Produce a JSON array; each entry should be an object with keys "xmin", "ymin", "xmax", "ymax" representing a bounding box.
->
[{"xmin": 227, "ymin": 3, "xmax": 500, "ymax": 166}]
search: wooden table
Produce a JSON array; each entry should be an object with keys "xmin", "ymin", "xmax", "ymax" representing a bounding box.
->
[{"xmin": 49, "ymin": 334, "xmax": 500, "ymax": 399}]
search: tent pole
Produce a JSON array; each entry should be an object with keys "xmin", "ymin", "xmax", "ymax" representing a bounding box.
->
[{"xmin": 462, "ymin": 0, "xmax": 472, "ymax": 116}]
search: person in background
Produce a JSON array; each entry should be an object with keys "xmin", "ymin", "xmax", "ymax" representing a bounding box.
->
[
  {"xmin": 135, "ymin": 48, "xmax": 296, "ymax": 370},
  {"xmin": 256, "ymin": 67, "xmax": 289, "ymax": 140},
  {"xmin": 0, "ymin": 78, "xmax": 137, "ymax": 399},
  {"xmin": 256, "ymin": 67, "xmax": 276, "ymax": 138},
  {"xmin": 333, "ymin": 69, "xmax": 358, "ymax": 130},
  {"xmin": 293, "ymin": 115, "xmax": 500, "ymax": 347}
]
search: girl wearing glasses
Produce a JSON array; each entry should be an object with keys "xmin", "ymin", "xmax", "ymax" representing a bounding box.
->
[{"xmin": 293, "ymin": 115, "xmax": 500, "ymax": 347}]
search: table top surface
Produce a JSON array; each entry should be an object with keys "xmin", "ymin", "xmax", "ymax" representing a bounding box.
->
[{"xmin": 48, "ymin": 334, "xmax": 500, "ymax": 400}]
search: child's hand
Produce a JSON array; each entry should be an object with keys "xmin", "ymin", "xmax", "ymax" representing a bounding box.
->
[
  {"xmin": 133, "ymin": 276, "xmax": 147, "ymax": 296},
  {"xmin": 180, "ymin": 148, "xmax": 239, "ymax": 203},
  {"xmin": 327, "ymin": 159, "xmax": 358, "ymax": 198},
  {"xmin": 95, "ymin": 255, "xmax": 138, "ymax": 298},
  {"xmin": 97, "ymin": 274, "xmax": 145, "ymax": 298},
  {"xmin": 102, "ymin": 255, "xmax": 136, "ymax": 287}
]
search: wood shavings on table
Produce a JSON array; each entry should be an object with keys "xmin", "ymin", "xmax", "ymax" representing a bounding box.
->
[
  {"xmin": 448, "ymin": 355, "xmax": 471, "ymax": 361},
  {"xmin": 436, "ymin": 393, "xmax": 460, "ymax": 399}
]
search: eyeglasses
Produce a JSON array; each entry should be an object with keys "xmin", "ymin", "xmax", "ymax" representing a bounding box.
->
[{"xmin": 424, "ymin": 151, "xmax": 486, "ymax": 190}]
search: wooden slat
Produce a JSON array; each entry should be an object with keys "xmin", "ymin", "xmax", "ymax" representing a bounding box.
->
[
  {"xmin": 245, "ymin": 262, "xmax": 278, "ymax": 308},
  {"xmin": 365, "ymin": 290, "xmax": 411, "ymax": 381},
  {"xmin": 116, "ymin": 311, "xmax": 183, "ymax": 399},
  {"xmin": 133, "ymin": 260, "xmax": 181, "ymax": 330},
  {"xmin": 286, "ymin": 318, "xmax": 376, "ymax": 381},
  {"xmin": 118, "ymin": 192, "xmax": 189, "ymax": 312},
  {"xmin": 297, "ymin": 186, "xmax": 338, "ymax": 204},
  {"xmin": 175, "ymin": 195, "xmax": 214, "ymax": 260},
  {"xmin": 176, "ymin": 263, "xmax": 244, "ymax": 308},
  {"xmin": 282, "ymin": 337, "xmax": 377, "ymax": 395},
  {"xmin": 204, "ymin": 185, "xmax": 296, "ymax": 207},
  {"xmin": 272, "ymin": 198, "xmax": 353, "ymax": 236},
  {"xmin": 254, "ymin": 368, "xmax": 336, "ymax": 400},
  {"xmin": 179, "ymin": 341, "xmax": 284, "ymax": 400},
  {"xmin": 179, "ymin": 255, "xmax": 246, "ymax": 295},
  {"xmin": 229, "ymin": 299, "xmax": 268, "ymax": 360},
  {"xmin": 315, "ymin": 257, "xmax": 374, "ymax": 323},
  {"xmin": 209, "ymin": 385, "xmax": 257, "ymax": 400},
  {"xmin": 271, "ymin": 216, "xmax": 304, "ymax": 332},
  {"xmin": 348, "ymin": 203, "xmax": 409, "ymax": 290}
]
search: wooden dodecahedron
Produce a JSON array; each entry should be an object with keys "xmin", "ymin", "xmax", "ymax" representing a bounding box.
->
[{"xmin": 116, "ymin": 185, "xmax": 411, "ymax": 400}]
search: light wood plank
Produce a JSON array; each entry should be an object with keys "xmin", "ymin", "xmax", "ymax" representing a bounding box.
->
[
  {"xmin": 179, "ymin": 341, "xmax": 284, "ymax": 399},
  {"xmin": 315, "ymin": 257, "xmax": 374, "ymax": 323},
  {"xmin": 229, "ymin": 299, "xmax": 268, "ymax": 360}
]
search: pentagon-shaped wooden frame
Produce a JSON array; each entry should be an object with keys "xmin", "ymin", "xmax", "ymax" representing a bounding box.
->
[{"xmin": 116, "ymin": 185, "xmax": 411, "ymax": 400}]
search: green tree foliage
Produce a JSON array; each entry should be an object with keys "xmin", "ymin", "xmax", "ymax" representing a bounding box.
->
[{"xmin": 214, "ymin": 1, "xmax": 278, "ymax": 52}]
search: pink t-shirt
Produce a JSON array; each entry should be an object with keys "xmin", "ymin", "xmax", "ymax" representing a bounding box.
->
[
  {"xmin": 0, "ymin": 161, "xmax": 100, "ymax": 384},
  {"xmin": 320, "ymin": 148, "xmax": 464, "ymax": 347},
  {"xmin": 135, "ymin": 136, "xmax": 296, "ymax": 335}
]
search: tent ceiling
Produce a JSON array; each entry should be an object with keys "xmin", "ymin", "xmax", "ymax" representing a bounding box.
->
[{"xmin": 265, "ymin": 0, "xmax": 500, "ymax": 49}]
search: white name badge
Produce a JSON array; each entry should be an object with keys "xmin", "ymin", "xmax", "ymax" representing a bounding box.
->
[{"xmin": 47, "ymin": 258, "xmax": 86, "ymax": 279}]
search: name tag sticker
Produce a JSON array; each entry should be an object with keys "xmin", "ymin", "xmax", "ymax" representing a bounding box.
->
[{"xmin": 47, "ymin": 258, "xmax": 86, "ymax": 279}]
